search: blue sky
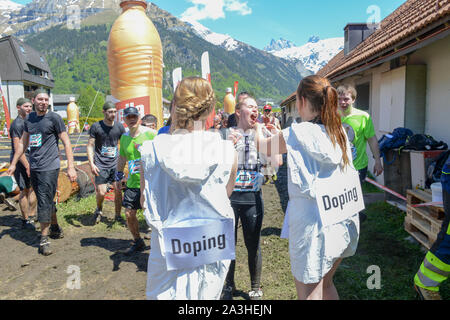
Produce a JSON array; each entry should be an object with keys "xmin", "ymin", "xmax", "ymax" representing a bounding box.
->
[{"xmin": 12, "ymin": 0, "xmax": 406, "ymax": 49}]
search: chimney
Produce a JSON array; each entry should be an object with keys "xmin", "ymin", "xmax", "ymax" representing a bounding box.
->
[{"xmin": 344, "ymin": 23, "xmax": 379, "ymax": 55}]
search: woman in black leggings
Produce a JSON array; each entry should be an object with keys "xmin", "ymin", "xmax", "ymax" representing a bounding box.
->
[{"xmin": 221, "ymin": 95, "xmax": 266, "ymax": 300}]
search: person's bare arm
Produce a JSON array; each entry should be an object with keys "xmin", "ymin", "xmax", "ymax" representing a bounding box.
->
[
  {"xmin": 254, "ymin": 123, "xmax": 287, "ymax": 157},
  {"xmin": 59, "ymin": 131, "xmax": 77, "ymax": 182},
  {"xmin": 87, "ymin": 137, "xmax": 100, "ymax": 176},
  {"xmin": 226, "ymin": 152, "xmax": 238, "ymax": 198},
  {"xmin": 117, "ymin": 155, "xmax": 127, "ymax": 190},
  {"xmin": 13, "ymin": 136, "xmax": 30, "ymax": 172},
  {"xmin": 368, "ymin": 135, "xmax": 383, "ymax": 176},
  {"xmin": 7, "ymin": 132, "xmax": 29, "ymax": 176}
]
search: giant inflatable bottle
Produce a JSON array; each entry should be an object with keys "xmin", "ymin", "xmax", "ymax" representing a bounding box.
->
[
  {"xmin": 107, "ymin": 0, "xmax": 163, "ymax": 128},
  {"xmin": 67, "ymin": 97, "xmax": 80, "ymax": 134},
  {"xmin": 223, "ymin": 88, "xmax": 236, "ymax": 114}
]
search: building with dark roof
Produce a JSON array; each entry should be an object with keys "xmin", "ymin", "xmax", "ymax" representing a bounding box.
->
[
  {"xmin": 280, "ymin": 0, "xmax": 449, "ymax": 188},
  {"xmin": 0, "ymin": 35, "xmax": 54, "ymax": 119}
]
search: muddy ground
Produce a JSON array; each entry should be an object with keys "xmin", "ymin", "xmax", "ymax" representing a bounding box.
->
[
  {"xmin": 0, "ymin": 158, "xmax": 386, "ymax": 300},
  {"xmin": 0, "ymin": 161, "xmax": 291, "ymax": 300}
]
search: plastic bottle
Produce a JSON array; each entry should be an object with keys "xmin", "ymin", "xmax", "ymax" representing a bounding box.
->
[
  {"xmin": 223, "ymin": 88, "xmax": 236, "ymax": 114},
  {"xmin": 107, "ymin": 0, "xmax": 163, "ymax": 128},
  {"xmin": 67, "ymin": 97, "xmax": 80, "ymax": 134}
]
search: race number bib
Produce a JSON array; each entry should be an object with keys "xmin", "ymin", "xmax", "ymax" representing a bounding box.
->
[
  {"xmin": 101, "ymin": 146, "xmax": 117, "ymax": 158},
  {"xmin": 29, "ymin": 134, "xmax": 42, "ymax": 148},
  {"xmin": 315, "ymin": 168, "xmax": 365, "ymax": 227},
  {"xmin": 162, "ymin": 219, "xmax": 235, "ymax": 271},
  {"xmin": 128, "ymin": 159, "xmax": 141, "ymax": 176},
  {"xmin": 234, "ymin": 170, "xmax": 264, "ymax": 192}
]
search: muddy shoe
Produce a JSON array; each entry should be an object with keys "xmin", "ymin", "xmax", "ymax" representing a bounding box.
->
[
  {"xmin": 123, "ymin": 238, "xmax": 145, "ymax": 256},
  {"xmin": 93, "ymin": 208, "xmax": 103, "ymax": 225},
  {"xmin": 0, "ymin": 193, "xmax": 17, "ymax": 211},
  {"xmin": 249, "ymin": 288, "xmax": 263, "ymax": 300},
  {"xmin": 415, "ymin": 285, "xmax": 441, "ymax": 300},
  {"xmin": 38, "ymin": 237, "xmax": 52, "ymax": 256},
  {"xmin": 114, "ymin": 215, "xmax": 125, "ymax": 225},
  {"xmin": 220, "ymin": 285, "xmax": 235, "ymax": 300},
  {"xmin": 22, "ymin": 219, "xmax": 36, "ymax": 231},
  {"xmin": 49, "ymin": 225, "xmax": 64, "ymax": 239}
]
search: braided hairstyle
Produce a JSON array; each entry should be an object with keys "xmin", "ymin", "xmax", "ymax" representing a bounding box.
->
[{"xmin": 172, "ymin": 77, "xmax": 216, "ymax": 131}]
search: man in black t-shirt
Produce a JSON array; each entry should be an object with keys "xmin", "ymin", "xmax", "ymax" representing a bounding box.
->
[
  {"xmin": 9, "ymin": 98, "xmax": 37, "ymax": 228},
  {"xmin": 8, "ymin": 89, "xmax": 77, "ymax": 256},
  {"xmin": 87, "ymin": 102, "xmax": 125, "ymax": 224}
]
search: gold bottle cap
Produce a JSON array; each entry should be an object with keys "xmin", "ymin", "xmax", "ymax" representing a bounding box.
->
[{"xmin": 120, "ymin": 0, "xmax": 147, "ymax": 9}]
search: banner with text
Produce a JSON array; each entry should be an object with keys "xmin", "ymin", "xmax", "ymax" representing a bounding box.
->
[
  {"xmin": 114, "ymin": 96, "xmax": 149, "ymax": 127},
  {"xmin": 315, "ymin": 168, "xmax": 365, "ymax": 227},
  {"xmin": 162, "ymin": 219, "xmax": 235, "ymax": 271}
]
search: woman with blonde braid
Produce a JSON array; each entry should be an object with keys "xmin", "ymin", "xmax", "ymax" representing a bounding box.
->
[
  {"xmin": 253, "ymin": 75, "xmax": 360, "ymax": 300},
  {"xmin": 140, "ymin": 77, "xmax": 238, "ymax": 300}
]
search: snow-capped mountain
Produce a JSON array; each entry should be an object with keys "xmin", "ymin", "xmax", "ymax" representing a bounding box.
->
[
  {"xmin": 265, "ymin": 36, "xmax": 344, "ymax": 74},
  {"xmin": 264, "ymin": 38, "xmax": 296, "ymax": 52},
  {"xmin": 0, "ymin": 0, "xmax": 23, "ymax": 11},
  {"xmin": 0, "ymin": 0, "xmax": 22, "ymax": 21},
  {"xmin": 182, "ymin": 18, "xmax": 240, "ymax": 52}
]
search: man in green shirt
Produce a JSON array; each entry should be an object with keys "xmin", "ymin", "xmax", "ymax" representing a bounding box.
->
[
  {"xmin": 117, "ymin": 107, "xmax": 156, "ymax": 255},
  {"xmin": 338, "ymin": 85, "xmax": 383, "ymax": 222},
  {"xmin": 337, "ymin": 84, "xmax": 383, "ymax": 178}
]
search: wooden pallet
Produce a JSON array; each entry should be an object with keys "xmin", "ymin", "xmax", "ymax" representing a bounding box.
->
[
  {"xmin": 407, "ymin": 189, "xmax": 445, "ymax": 219},
  {"xmin": 405, "ymin": 189, "xmax": 445, "ymax": 249}
]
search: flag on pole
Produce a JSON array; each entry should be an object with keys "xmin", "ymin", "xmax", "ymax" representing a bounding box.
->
[
  {"xmin": 233, "ymin": 81, "xmax": 239, "ymax": 98},
  {"xmin": 0, "ymin": 73, "xmax": 11, "ymax": 132},
  {"xmin": 201, "ymin": 52, "xmax": 211, "ymax": 84},
  {"xmin": 201, "ymin": 51, "xmax": 215, "ymax": 129},
  {"xmin": 172, "ymin": 67, "xmax": 182, "ymax": 93}
]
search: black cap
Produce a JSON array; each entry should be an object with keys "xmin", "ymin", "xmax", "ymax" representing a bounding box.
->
[{"xmin": 123, "ymin": 106, "xmax": 140, "ymax": 118}]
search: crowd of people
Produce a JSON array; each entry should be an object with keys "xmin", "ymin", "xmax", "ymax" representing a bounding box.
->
[{"xmin": 3, "ymin": 75, "xmax": 449, "ymax": 300}]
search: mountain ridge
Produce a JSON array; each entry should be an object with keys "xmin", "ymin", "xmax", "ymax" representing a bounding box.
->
[
  {"xmin": 14, "ymin": 0, "xmax": 303, "ymax": 104},
  {"xmin": 264, "ymin": 36, "xmax": 344, "ymax": 74}
]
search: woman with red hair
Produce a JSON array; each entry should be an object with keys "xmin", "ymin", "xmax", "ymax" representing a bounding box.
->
[{"xmin": 253, "ymin": 75, "xmax": 360, "ymax": 300}]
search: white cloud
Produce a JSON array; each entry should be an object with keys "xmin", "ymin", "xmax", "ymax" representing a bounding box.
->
[{"xmin": 180, "ymin": 0, "xmax": 252, "ymax": 22}]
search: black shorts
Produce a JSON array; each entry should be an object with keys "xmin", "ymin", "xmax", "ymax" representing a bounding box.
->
[
  {"xmin": 122, "ymin": 188, "xmax": 141, "ymax": 211},
  {"xmin": 30, "ymin": 169, "xmax": 59, "ymax": 223},
  {"xmin": 95, "ymin": 167, "xmax": 117, "ymax": 185},
  {"xmin": 14, "ymin": 162, "xmax": 31, "ymax": 191}
]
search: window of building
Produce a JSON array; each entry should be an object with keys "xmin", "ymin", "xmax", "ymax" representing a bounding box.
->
[{"xmin": 355, "ymin": 82, "xmax": 370, "ymax": 111}]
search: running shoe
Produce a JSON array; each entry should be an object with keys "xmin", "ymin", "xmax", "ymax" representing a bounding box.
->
[
  {"xmin": 38, "ymin": 237, "xmax": 52, "ymax": 256},
  {"xmin": 414, "ymin": 285, "xmax": 441, "ymax": 300},
  {"xmin": 49, "ymin": 224, "xmax": 64, "ymax": 239},
  {"xmin": 123, "ymin": 238, "xmax": 145, "ymax": 256},
  {"xmin": 114, "ymin": 215, "xmax": 125, "ymax": 225},
  {"xmin": 22, "ymin": 219, "xmax": 36, "ymax": 231},
  {"xmin": 220, "ymin": 285, "xmax": 235, "ymax": 300},
  {"xmin": 0, "ymin": 193, "xmax": 16, "ymax": 211},
  {"xmin": 248, "ymin": 288, "xmax": 263, "ymax": 300},
  {"xmin": 93, "ymin": 208, "xmax": 103, "ymax": 225}
]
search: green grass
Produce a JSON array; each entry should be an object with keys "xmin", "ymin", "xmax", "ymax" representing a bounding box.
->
[
  {"xmin": 55, "ymin": 195, "xmax": 148, "ymax": 233},
  {"xmin": 233, "ymin": 196, "xmax": 450, "ymax": 300},
  {"xmin": 54, "ymin": 192, "xmax": 450, "ymax": 300},
  {"xmin": 335, "ymin": 202, "xmax": 449, "ymax": 300}
]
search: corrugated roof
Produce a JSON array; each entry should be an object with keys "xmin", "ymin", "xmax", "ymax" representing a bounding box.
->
[{"xmin": 317, "ymin": 0, "xmax": 450, "ymax": 79}]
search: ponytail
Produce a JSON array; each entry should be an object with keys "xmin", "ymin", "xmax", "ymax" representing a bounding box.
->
[
  {"xmin": 322, "ymin": 86, "xmax": 350, "ymax": 167},
  {"xmin": 297, "ymin": 76, "xmax": 350, "ymax": 168}
]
